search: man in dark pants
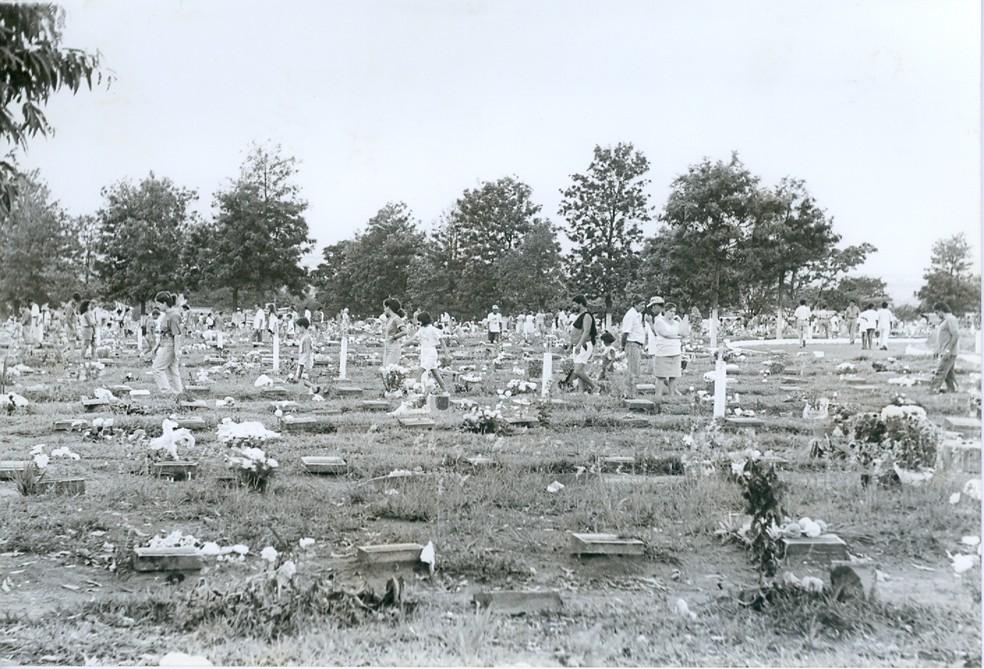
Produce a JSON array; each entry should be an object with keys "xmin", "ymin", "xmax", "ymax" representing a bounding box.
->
[{"xmin": 929, "ymin": 302, "xmax": 961, "ymax": 394}]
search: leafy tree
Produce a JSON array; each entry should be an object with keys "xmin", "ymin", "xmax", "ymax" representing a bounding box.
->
[
  {"xmin": 0, "ymin": 171, "xmax": 80, "ymax": 306},
  {"xmin": 70, "ymin": 213, "xmax": 101, "ymax": 292},
  {"xmin": 312, "ymin": 203, "xmax": 425, "ymax": 317},
  {"xmin": 208, "ymin": 144, "xmax": 313, "ymax": 309},
  {"xmin": 407, "ymin": 213, "xmax": 464, "ymax": 316},
  {"xmin": 494, "ymin": 220, "xmax": 566, "ymax": 312},
  {"xmin": 917, "ymin": 233, "xmax": 981, "ymax": 313},
  {"xmin": 805, "ymin": 243, "xmax": 876, "ymax": 307},
  {"xmin": 94, "ymin": 173, "xmax": 198, "ymax": 311},
  {"xmin": 0, "ymin": 5, "xmax": 107, "ymax": 211},
  {"xmin": 453, "ymin": 177, "xmax": 543, "ymax": 311},
  {"xmin": 820, "ymin": 275, "xmax": 889, "ymax": 311},
  {"xmin": 746, "ymin": 178, "xmax": 840, "ymax": 313},
  {"xmin": 560, "ymin": 143, "xmax": 651, "ymax": 313},
  {"xmin": 659, "ymin": 152, "xmax": 759, "ymax": 311}
]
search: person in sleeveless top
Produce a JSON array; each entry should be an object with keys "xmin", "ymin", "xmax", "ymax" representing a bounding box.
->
[
  {"xmin": 382, "ymin": 298, "xmax": 407, "ymax": 367},
  {"xmin": 569, "ymin": 295, "xmax": 598, "ymax": 393}
]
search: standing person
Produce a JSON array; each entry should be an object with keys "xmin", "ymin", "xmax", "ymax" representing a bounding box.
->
[
  {"xmin": 382, "ymin": 298, "xmax": 406, "ymax": 367},
  {"xmin": 859, "ymin": 303, "xmax": 878, "ymax": 350},
  {"xmin": 486, "ymin": 305, "xmax": 503, "ymax": 344},
  {"xmin": 569, "ymin": 295, "xmax": 598, "ymax": 393},
  {"xmin": 252, "ymin": 305, "xmax": 265, "ymax": 345},
  {"xmin": 78, "ymin": 299, "xmax": 97, "ymax": 360},
  {"xmin": 620, "ymin": 295, "xmax": 646, "ymax": 398},
  {"xmin": 291, "ymin": 317, "xmax": 321, "ymax": 394},
  {"xmin": 844, "ymin": 300, "xmax": 861, "ymax": 345},
  {"xmin": 267, "ymin": 306, "xmax": 279, "ymax": 341},
  {"xmin": 523, "ymin": 312, "xmax": 536, "ymax": 343},
  {"xmin": 151, "ymin": 291, "xmax": 184, "ymax": 395},
  {"xmin": 649, "ymin": 298, "xmax": 683, "ymax": 397},
  {"xmin": 415, "ymin": 311, "xmax": 450, "ymax": 395},
  {"xmin": 929, "ymin": 302, "xmax": 961, "ymax": 394},
  {"xmin": 535, "ymin": 311, "xmax": 546, "ymax": 336},
  {"xmin": 876, "ymin": 301, "xmax": 894, "ymax": 351},
  {"xmin": 794, "ymin": 300, "xmax": 812, "ymax": 348}
]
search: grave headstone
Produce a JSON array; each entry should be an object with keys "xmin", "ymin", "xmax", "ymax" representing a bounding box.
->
[
  {"xmin": 938, "ymin": 440, "xmax": 982, "ymax": 474},
  {"xmin": 570, "ymin": 532, "xmax": 645, "ymax": 556},
  {"xmin": 713, "ymin": 359, "xmax": 727, "ymax": 419},
  {"xmin": 337, "ymin": 336, "xmax": 348, "ymax": 380},
  {"xmin": 272, "ymin": 333, "xmax": 280, "ymax": 372}
]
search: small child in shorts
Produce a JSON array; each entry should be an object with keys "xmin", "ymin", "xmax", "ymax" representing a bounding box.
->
[
  {"xmin": 597, "ymin": 331, "xmax": 618, "ymax": 381},
  {"xmin": 293, "ymin": 317, "xmax": 321, "ymax": 394}
]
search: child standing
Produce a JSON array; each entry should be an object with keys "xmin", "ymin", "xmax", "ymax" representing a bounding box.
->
[
  {"xmin": 596, "ymin": 331, "xmax": 618, "ymax": 382},
  {"xmin": 415, "ymin": 311, "xmax": 451, "ymax": 395},
  {"xmin": 292, "ymin": 317, "xmax": 321, "ymax": 394}
]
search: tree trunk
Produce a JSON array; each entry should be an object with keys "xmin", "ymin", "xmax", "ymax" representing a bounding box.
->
[{"xmin": 232, "ymin": 287, "xmax": 239, "ymax": 311}]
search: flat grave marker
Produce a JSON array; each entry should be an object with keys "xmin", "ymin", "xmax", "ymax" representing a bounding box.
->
[
  {"xmin": 506, "ymin": 416, "xmax": 537, "ymax": 428},
  {"xmin": 259, "ymin": 387, "xmax": 290, "ymax": 398},
  {"xmin": 37, "ymin": 478, "xmax": 86, "ymax": 495},
  {"xmin": 152, "ymin": 460, "xmax": 199, "ymax": 480},
  {"xmin": 184, "ymin": 385, "xmax": 210, "ymax": 394},
  {"xmin": 178, "ymin": 400, "xmax": 209, "ymax": 411},
  {"xmin": 938, "ymin": 440, "xmax": 982, "ymax": 474},
  {"xmin": 473, "ymin": 590, "xmax": 564, "ymax": 615},
  {"xmin": 360, "ymin": 400, "xmax": 391, "ymax": 412},
  {"xmin": 0, "ymin": 461, "xmax": 30, "ymax": 480},
  {"xmin": 301, "ymin": 456, "xmax": 348, "ymax": 475},
  {"xmin": 570, "ymin": 532, "xmax": 645, "ymax": 556},
  {"xmin": 171, "ymin": 417, "xmax": 207, "ymax": 431},
  {"xmin": 357, "ymin": 543, "xmax": 423, "ymax": 565},
  {"xmin": 81, "ymin": 397, "xmax": 113, "ymax": 412},
  {"xmin": 625, "ymin": 398, "xmax": 656, "ymax": 413},
  {"xmin": 943, "ymin": 416, "xmax": 981, "ymax": 437},
  {"xmin": 54, "ymin": 419, "xmax": 90, "ymax": 432},
  {"xmin": 397, "ymin": 416, "xmax": 436, "ymax": 430},
  {"xmin": 464, "ymin": 455, "xmax": 495, "ymax": 467},
  {"xmin": 619, "ymin": 414, "xmax": 650, "ymax": 428},
  {"xmin": 782, "ymin": 533, "xmax": 848, "ymax": 562},
  {"xmin": 335, "ymin": 386, "xmax": 363, "ymax": 397},
  {"xmin": 280, "ymin": 415, "xmax": 337, "ymax": 433},
  {"xmin": 724, "ymin": 416, "xmax": 764, "ymax": 428},
  {"xmin": 132, "ymin": 546, "xmax": 203, "ymax": 572}
]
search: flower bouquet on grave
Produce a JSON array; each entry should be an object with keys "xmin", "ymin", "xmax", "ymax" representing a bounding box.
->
[
  {"xmin": 381, "ymin": 364, "xmax": 410, "ymax": 395},
  {"xmin": 460, "ymin": 405, "xmax": 506, "ymax": 434},
  {"xmin": 227, "ymin": 445, "xmax": 279, "ymax": 492},
  {"xmin": 499, "ymin": 378, "xmax": 537, "ymax": 399},
  {"xmin": 216, "ymin": 419, "xmax": 282, "ymax": 447}
]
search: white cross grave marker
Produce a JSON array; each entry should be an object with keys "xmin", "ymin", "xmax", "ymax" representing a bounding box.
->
[
  {"xmin": 338, "ymin": 336, "xmax": 348, "ymax": 380},
  {"xmin": 713, "ymin": 358, "xmax": 727, "ymax": 419},
  {"xmin": 272, "ymin": 333, "xmax": 280, "ymax": 372}
]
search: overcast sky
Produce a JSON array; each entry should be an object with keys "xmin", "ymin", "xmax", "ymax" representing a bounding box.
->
[{"xmin": 19, "ymin": 0, "xmax": 981, "ymax": 303}]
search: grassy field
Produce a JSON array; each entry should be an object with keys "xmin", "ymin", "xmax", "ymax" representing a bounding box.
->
[{"xmin": 0, "ymin": 331, "xmax": 980, "ymax": 666}]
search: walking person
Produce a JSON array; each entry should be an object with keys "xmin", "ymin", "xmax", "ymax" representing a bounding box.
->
[
  {"xmin": 844, "ymin": 300, "xmax": 860, "ymax": 345},
  {"xmin": 415, "ymin": 311, "xmax": 450, "ymax": 395},
  {"xmin": 78, "ymin": 299, "xmax": 97, "ymax": 361},
  {"xmin": 794, "ymin": 300, "xmax": 811, "ymax": 348},
  {"xmin": 151, "ymin": 291, "xmax": 184, "ymax": 395},
  {"xmin": 929, "ymin": 302, "xmax": 961, "ymax": 394},
  {"xmin": 382, "ymin": 298, "xmax": 406, "ymax": 367},
  {"xmin": 568, "ymin": 295, "xmax": 598, "ymax": 393},
  {"xmin": 859, "ymin": 303, "xmax": 878, "ymax": 350},
  {"xmin": 876, "ymin": 301, "xmax": 894, "ymax": 351},
  {"xmin": 620, "ymin": 295, "xmax": 646, "ymax": 398},
  {"xmin": 252, "ymin": 305, "xmax": 265, "ymax": 345}
]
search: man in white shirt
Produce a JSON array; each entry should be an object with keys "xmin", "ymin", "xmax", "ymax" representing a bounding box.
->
[
  {"xmin": 794, "ymin": 300, "xmax": 812, "ymax": 348},
  {"xmin": 486, "ymin": 305, "xmax": 503, "ymax": 344},
  {"xmin": 620, "ymin": 295, "xmax": 647, "ymax": 397},
  {"xmin": 252, "ymin": 305, "xmax": 265, "ymax": 345},
  {"xmin": 876, "ymin": 301, "xmax": 894, "ymax": 350}
]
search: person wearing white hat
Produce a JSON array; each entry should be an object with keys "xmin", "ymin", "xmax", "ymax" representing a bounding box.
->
[{"xmin": 486, "ymin": 305, "xmax": 502, "ymax": 344}]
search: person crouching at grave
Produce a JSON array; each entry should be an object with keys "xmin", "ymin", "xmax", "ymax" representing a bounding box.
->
[
  {"xmin": 292, "ymin": 317, "xmax": 322, "ymax": 395},
  {"xmin": 569, "ymin": 295, "xmax": 598, "ymax": 393},
  {"xmin": 415, "ymin": 311, "xmax": 450, "ymax": 396},
  {"xmin": 151, "ymin": 291, "xmax": 185, "ymax": 395},
  {"xmin": 596, "ymin": 331, "xmax": 619, "ymax": 383},
  {"xmin": 382, "ymin": 298, "xmax": 407, "ymax": 367}
]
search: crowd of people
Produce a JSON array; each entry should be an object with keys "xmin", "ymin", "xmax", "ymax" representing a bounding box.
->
[{"xmin": 2, "ymin": 291, "xmax": 977, "ymax": 400}]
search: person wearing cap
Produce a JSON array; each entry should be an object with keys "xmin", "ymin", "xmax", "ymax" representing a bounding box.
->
[
  {"xmin": 620, "ymin": 295, "xmax": 647, "ymax": 398},
  {"xmin": 486, "ymin": 305, "xmax": 502, "ymax": 344},
  {"xmin": 646, "ymin": 297, "xmax": 683, "ymax": 397}
]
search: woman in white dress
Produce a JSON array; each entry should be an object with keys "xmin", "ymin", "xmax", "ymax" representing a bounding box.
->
[{"xmin": 646, "ymin": 297, "xmax": 683, "ymax": 397}]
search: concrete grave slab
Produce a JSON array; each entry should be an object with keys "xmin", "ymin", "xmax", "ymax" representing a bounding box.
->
[
  {"xmin": 151, "ymin": 461, "xmax": 199, "ymax": 480},
  {"xmin": 397, "ymin": 416, "xmax": 436, "ymax": 430},
  {"xmin": 335, "ymin": 386, "xmax": 364, "ymax": 397},
  {"xmin": 0, "ymin": 461, "xmax": 31, "ymax": 480},
  {"xmin": 724, "ymin": 416, "xmax": 764, "ymax": 428},
  {"xmin": 619, "ymin": 415, "xmax": 650, "ymax": 428},
  {"xmin": 357, "ymin": 543, "xmax": 423, "ymax": 565},
  {"xmin": 178, "ymin": 400, "xmax": 209, "ymax": 410},
  {"xmin": 301, "ymin": 456, "xmax": 348, "ymax": 475},
  {"xmin": 625, "ymin": 398, "xmax": 656, "ymax": 413},
  {"xmin": 132, "ymin": 546, "xmax": 203, "ymax": 572},
  {"xmin": 171, "ymin": 417, "xmax": 207, "ymax": 431},
  {"xmin": 54, "ymin": 419, "xmax": 90, "ymax": 432},
  {"xmin": 37, "ymin": 478, "xmax": 86, "ymax": 495},
  {"xmin": 473, "ymin": 590, "xmax": 564, "ymax": 615},
  {"xmin": 570, "ymin": 532, "xmax": 645, "ymax": 556},
  {"xmin": 360, "ymin": 400, "xmax": 391, "ymax": 412},
  {"xmin": 938, "ymin": 440, "xmax": 982, "ymax": 474},
  {"xmin": 943, "ymin": 416, "xmax": 981, "ymax": 437},
  {"xmin": 280, "ymin": 415, "xmax": 337, "ymax": 433},
  {"xmin": 782, "ymin": 533, "xmax": 848, "ymax": 562},
  {"xmin": 464, "ymin": 455, "xmax": 495, "ymax": 467}
]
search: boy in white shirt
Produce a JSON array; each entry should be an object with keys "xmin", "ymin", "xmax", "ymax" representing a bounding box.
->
[
  {"xmin": 793, "ymin": 300, "xmax": 812, "ymax": 348},
  {"xmin": 876, "ymin": 302, "xmax": 894, "ymax": 350},
  {"xmin": 486, "ymin": 305, "xmax": 503, "ymax": 344}
]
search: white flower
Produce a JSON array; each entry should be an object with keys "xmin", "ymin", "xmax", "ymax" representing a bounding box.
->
[
  {"xmin": 267, "ymin": 458, "xmax": 278, "ymax": 468},
  {"xmin": 299, "ymin": 537, "xmax": 315, "ymax": 549},
  {"xmin": 276, "ymin": 559, "xmax": 297, "ymax": 581},
  {"xmin": 33, "ymin": 453, "xmax": 49, "ymax": 469},
  {"xmin": 51, "ymin": 446, "xmax": 80, "ymax": 460},
  {"xmin": 231, "ymin": 544, "xmax": 249, "ymax": 555},
  {"xmin": 260, "ymin": 546, "xmax": 279, "ymax": 563}
]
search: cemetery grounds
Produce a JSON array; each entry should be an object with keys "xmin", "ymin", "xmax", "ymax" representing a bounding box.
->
[{"xmin": 0, "ymin": 329, "xmax": 981, "ymax": 667}]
